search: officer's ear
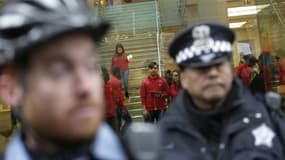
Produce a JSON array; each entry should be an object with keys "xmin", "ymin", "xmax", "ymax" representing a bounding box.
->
[
  {"xmin": 0, "ymin": 66, "xmax": 23, "ymax": 108},
  {"xmin": 180, "ymin": 71, "xmax": 188, "ymax": 89}
]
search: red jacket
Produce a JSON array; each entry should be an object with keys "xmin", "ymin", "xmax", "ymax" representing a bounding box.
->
[
  {"xmin": 110, "ymin": 76, "xmax": 125, "ymax": 109},
  {"xmin": 140, "ymin": 76, "xmax": 169, "ymax": 111},
  {"xmin": 170, "ymin": 82, "xmax": 181, "ymax": 100},
  {"xmin": 234, "ymin": 63, "xmax": 245, "ymax": 76},
  {"xmin": 277, "ymin": 63, "xmax": 285, "ymax": 85},
  {"xmin": 104, "ymin": 80, "xmax": 116, "ymax": 118},
  {"xmin": 237, "ymin": 64, "xmax": 252, "ymax": 86},
  {"xmin": 111, "ymin": 54, "xmax": 129, "ymax": 71}
]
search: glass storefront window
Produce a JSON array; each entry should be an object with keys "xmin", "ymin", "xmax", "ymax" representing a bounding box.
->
[
  {"xmin": 227, "ymin": 0, "xmax": 285, "ymax": 94},
  {"xmin": 95, "ymin": 0, "xmax": 285, "ymax": 95},
  {"xmin": 163, "ymin": 0, "xmax": 285, "ymax": 95}
]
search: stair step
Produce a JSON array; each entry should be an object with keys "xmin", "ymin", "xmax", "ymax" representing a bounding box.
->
[
  {"xmin": 99, "ymin": 41, "xmax": 157, "ymax": 51},
  {"xmin": 127, "ymin": 100, "xmax": 141, "ymax": 106},
  {"xmin": 127, "ymin": 105, "xmax": 142, "ymax": 111},
  {"xmin": 129, "ymin": 109, "xmax": 143, "ymax": 117},
  {"xmin": 131, "ymin": 115, "xmax": 144, "ymax": 122},
  {"xmin": 99, "ymin": 47, "xmax": 158, "ymax": 58},
  {"xmin": 102, "ymin": 7, "xmax": 155, "ymax": 15},
  {"xmin": 129, "ymin": 108, "xmax": 144, "ymax": 112},
  {"xmin": 101, "ymin": 31, "xmax": 156, "ymax": 39},
  {"xmin": 103, "ymin": 11, "xmax": 156, "ymax": 19},
  {"xmin": 107, "ymin": 24, "xmax": 156, "ymax": 30},
  {"xmin": 99, "ymin": 42, "xmax": 157, "ymax": 50},
  {"xmin": 102, "ymin": 1, "xmax": 156, "ymax": 12}
]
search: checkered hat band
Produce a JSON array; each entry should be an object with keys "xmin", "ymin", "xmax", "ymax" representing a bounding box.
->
[{"xmin": 175, "ymin": 40, "xmax": 232, "ymax": 63}]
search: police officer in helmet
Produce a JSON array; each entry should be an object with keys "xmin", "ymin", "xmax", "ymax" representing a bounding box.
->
[
  {"xmin": 159, "ymin": 23, "xmax": 285, "ymax": 160},
  {"xmin": 0, "ymin": 0, "xmax": 130, "ymax": 159}
]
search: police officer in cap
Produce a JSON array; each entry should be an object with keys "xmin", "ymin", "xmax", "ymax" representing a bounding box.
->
[
  {"xmin": 159, "ymin": 23, "xmax": 285, "ymax": 160},
  {"xmin": 0, "ymin": 0, "xmax": 131, "ymax": 159}
]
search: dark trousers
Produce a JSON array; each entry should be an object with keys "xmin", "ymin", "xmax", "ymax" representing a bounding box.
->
[
  {"xmin": 117, "ymin": 107, "xmax": 132, "ymax": 133},
  {"xmin": 145, "ymin": 109, "xmax": 166, "ymax": 123}
]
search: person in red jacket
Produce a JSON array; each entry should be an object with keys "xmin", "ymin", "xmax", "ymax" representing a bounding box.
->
[
  {"xmin": 236, "ymin": 56, "xmax": 252, "ymax": 86},
  {"xmin": 111, "ymin": 67, "xmax": 132, "ymax": 132},
  {"xmin": 170, "ymin": 69, "xmax": 181, "ymax": 101},
  {"xmin": 234, "ymin": 60, "xmax": 245, "ymax": 76},
  {"xmin": 102, "ymin": 67, "xmax": 118, "ymax": 132},
  {"xmin": 140, "ymin": 62, "xmax": 169, "ymax": 123},
  {"xmin": 275, "ymin": 56, "xmax": 285, "ymax": 85},
  {"xmin": 111, "ymin": 43, "xmax": 130, "ymax": 98}
]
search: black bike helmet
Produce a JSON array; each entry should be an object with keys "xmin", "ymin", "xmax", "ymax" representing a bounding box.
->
[{"xmin": 0, "ymin": 0, "xmax": 110, "ymax": 65}]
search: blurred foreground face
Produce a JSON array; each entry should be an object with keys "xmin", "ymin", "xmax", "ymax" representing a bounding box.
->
[
  {"xmin": 22, "ymin": 33, "xmax": 105, "ymax": 142},
  {"xmin": 0, "ymin": 71, "xmax": 11, "ymax": 104},
  {"xmin": 180, "ymin": 59, "xmax": 233, "ymax": 108}
]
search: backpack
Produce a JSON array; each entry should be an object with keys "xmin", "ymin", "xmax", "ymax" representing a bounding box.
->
[{"xmin": 248, "ymin": 72, "xmax": 266, "ymax": 94}]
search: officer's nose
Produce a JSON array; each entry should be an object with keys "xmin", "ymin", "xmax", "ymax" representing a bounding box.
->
[{"xmin": 207, "ymin": 65, "xmax": 219, "ymax": 78}]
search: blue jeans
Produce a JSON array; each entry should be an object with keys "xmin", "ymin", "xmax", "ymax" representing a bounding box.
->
[{"xmin": 121, "ymin": 70, "xmax": 129, "ymax": 94}]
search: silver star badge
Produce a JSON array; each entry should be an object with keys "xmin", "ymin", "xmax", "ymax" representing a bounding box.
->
[{"xmin": 251, "ymin": 123, "xmax": 275, "ymax": 148}]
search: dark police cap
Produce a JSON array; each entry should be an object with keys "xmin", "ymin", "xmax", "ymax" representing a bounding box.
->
[{"xmin": 169, "ymin": 23, "xmax": 235, "ymax": 68}]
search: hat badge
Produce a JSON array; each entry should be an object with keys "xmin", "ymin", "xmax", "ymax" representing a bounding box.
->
[
  {"xmin": 175, "ymin": 24, "xmax": 232, "ymax": 64},
  {"xmin": 192, "ymin": 25, "xmax": 214, "ymax": 53}
]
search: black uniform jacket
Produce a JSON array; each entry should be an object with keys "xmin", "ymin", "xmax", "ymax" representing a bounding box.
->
[{"xmin": 159, "ymin": 79, "xmax": 284, "ymax": 160}]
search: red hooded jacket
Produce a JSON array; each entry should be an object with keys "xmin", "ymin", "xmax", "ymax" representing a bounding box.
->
[
  {"xmin": 110, "ymin": 76, "xmax": 125, "ymax": 109},
  {"xmin": 140, "ymin": 76, "xmax": 169, "ymax": 111},
  {"xmin": 170, "ymin": 82, "xmax": 181, "ymax": 100},
  {"xmin": 111, "ymin": 54, "xmax": 129, "ymax": 71},
  {"xmin": 104, "ymin": 80, "xmax": 116, "ymax": 118}
]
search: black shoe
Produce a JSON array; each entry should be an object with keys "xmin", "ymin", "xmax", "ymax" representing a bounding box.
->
[{"xmin": 125, "ymin": 91, "xmax": 129, "ymax": 98}]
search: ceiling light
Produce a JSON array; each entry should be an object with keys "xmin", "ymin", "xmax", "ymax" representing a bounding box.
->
[
  {"xmin": 227, "ymin": 4, "xmax": 270, "ymax": 17},
  {"xmin": 229, "ymin": 22, "xmax": 247, "ymax": 28}
]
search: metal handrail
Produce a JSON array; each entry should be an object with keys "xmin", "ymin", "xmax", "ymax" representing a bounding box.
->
[
  {"xmin": 269, "ymin": 0, "xmax": 285, "ymax": 25},
  {"xmin": 155, "ymin": 0, "xmax": 162, "ymax": 76},
  {"xmin": 179, "ymin": 0, "xmax": 186, "ymax": 17}
]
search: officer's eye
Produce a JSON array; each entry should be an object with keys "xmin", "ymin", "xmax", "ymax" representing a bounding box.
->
[
  {"xmin": 85, "ymin": 58, "xmax": 101, "ymax": 73},
  {"xmin": 47, "ymin": 61, "xmax": 71, "ymax": 79},
  {"xmin": 86, "ymin": 62, "xmax": 100, "ymax": 72}
]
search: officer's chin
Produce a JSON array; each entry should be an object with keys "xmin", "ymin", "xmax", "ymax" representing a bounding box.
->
[{"xmin": 203, "ymin": 89, "xmax": 227, "ymax": 102}]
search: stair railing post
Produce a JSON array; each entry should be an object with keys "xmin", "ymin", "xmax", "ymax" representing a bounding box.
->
[
  {"xmin": 155, "ymin": 0, "xmax": 162, "ymax": 76},
  {"xmin": 132, "ymin": 11, "xmax": 136, "ymax": 36}
]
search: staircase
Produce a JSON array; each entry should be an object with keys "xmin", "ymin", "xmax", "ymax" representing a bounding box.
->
[{"xmin": 96, "ymin": 1, "xmax": 160, "ymax": 122}]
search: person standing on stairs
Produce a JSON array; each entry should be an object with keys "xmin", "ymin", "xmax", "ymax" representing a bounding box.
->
[
  {"xmin": 169, "ymin": 69, "xmax": 182, "ymax": 102},
  {"xmin": 111, "ymin": 43, "xmax": 130, "ymax": 99},
  {"xmin": 140, "ymin": 62, "xmax": 169, "ymax": 123},
  {"xmin": 102, "ymin": 67, "xmax": 118, "ymax": 132},
  {"xmin": 111, "ymin": 67, "xmax": 132, "ymax": 133}
]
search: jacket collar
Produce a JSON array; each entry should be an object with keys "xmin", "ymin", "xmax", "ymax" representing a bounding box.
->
[
  {"xmin": 4, "ymin": 123, "xmax": 127, "ymax": 160},
  {"xmin": 147, "ymin": 75, "xmax": 160, "ymax": 80}
]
